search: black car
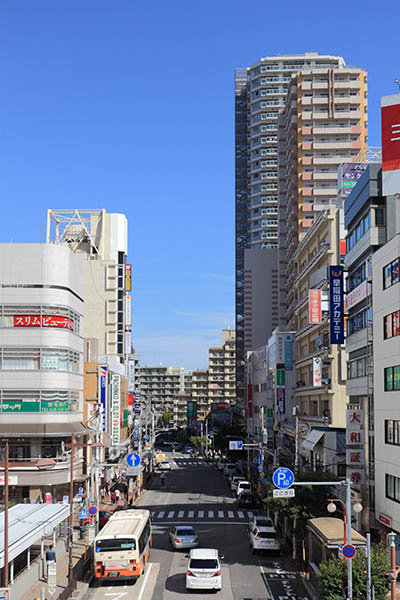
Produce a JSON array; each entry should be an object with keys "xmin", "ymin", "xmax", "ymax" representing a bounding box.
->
[{"xmin": 237, "ymin": 491, "xmax": 258, "ymax": 509}]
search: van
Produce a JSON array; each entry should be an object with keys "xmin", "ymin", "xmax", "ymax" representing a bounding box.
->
[
  {"xmin": 186, "ymin": 548, "xmax": 222, "ymax": 591},
  {"xmin": 236, "ymin": 480, "xmax": 252, "ymax": 496}
]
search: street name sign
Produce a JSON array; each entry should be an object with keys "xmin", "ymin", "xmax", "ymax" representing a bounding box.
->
[
  {"xmin": 127, "ymin": 466, "xmax": 141, "ymax": 477},
  {"xmin": 126, "ymin": 452, "xmax": 140, "ymax": 467},
  {"xmin": 229, "ymin": 441, "xmax": 243, "ymax": 450},
  {"xmin": 273, "ymin": 488, "xmax": 295, "ymax": 498},
  {"xmin": 272, "ymin": 467, "xmax": 294, "ymax": 489}
]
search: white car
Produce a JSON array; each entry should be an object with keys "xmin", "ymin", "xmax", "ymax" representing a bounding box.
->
[
  {"xmin": 236, "ymin": 480, "xmax": 252, "ymax": 496},
  {"xmin": 159, "ymin": 460, "xmax": 171, "ymax": 471},
  {"xmin": 249, "ymin": 526, "xmax": 280, "ymax": 554},
  {"xmin": 248, "ymin": 515, "xmax": 275, "ymax": 530},
  {"xmin": 230, "ymin": 475, "xmax": 246, "ymax": 492},
  {"xmin": 223, "ymin": 463, "xmax": 237, "ymax": 477},
  {"xmin": 186, "ymin": 548, "xmax": 222, "ymax": 591}
]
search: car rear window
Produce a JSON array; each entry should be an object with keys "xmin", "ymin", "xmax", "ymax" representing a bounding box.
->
[
  {"xmin": 177, "ymin": 528, "xmax": 194, "ymax": 536},
  {"xmin": 96, "ymin": 538, "xmax": 136, "ymax": 552},
  {"xmin": 256, "ymin": 518, "xmax": 272, "ymax": 527},
  {"xmin": 239, "ymin": 483, "xmax": 251, "ymax": 489},
  {"xmin": 259, "ymin": 532, "xmax": 277, "ymax": 539},
  {"xmin": 190, "ymin": 559, "xmax": 218, "ymax": 569}
]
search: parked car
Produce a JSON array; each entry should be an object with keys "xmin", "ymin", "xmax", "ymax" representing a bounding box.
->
[
  {"xmin": 84, "ymin": 510, "xmax": 113, "ymax": 529},
  {"xmin": 249, "ymin": 526, "xmax": 280, "ymax": 554},
  {"xmin": 230, "ymin": 475, "xmax": 246, "ymax": 492},
  {"xmin": 186, "ymin": 548, "xmax": 222, "ymax": 591},
  {"xmin": 237, "ymin": 491, "xmax": 258, "ymax": 509},
  {"xmin": 236, "ymin": 480, "xmax": 252, "ymax": 496},
  {"xmin": 248, "ymin": 515, "xmax": 274, "ymax": 531},
  {"xmin": 172, "ymin": 441, "xmax": 181, "ymax": 450},
  {"xmin": 223, "ymin": 463, "xmax": 237, "ymax": 478},
  {"xmin": 168, "ymin": 525, "xmax": 199, "ymax": 549},
  {"xmin": 159, "ymin": 460, "xmax": 171, "ymax": 471}
]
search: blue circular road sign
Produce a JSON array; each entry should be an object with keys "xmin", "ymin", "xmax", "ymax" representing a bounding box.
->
[
  {"xmin": 272, "ymin": 467, "xmax": 294, "ymax": 489},
  {"xmin": 342, "ymin": 544, "xmax": 356, "ymax": 559},
  {"xmin": 88, "ymin": 505, "xmax": 97, "ymax": 516},
  {"xmin": 126, "ymin": 452, "xmax": 141, "ymax": 467}
]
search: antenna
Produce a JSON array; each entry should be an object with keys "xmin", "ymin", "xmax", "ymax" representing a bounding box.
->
[{"xmin": 395, "ymin": 78, "xmax": 400, "ymax": 92}]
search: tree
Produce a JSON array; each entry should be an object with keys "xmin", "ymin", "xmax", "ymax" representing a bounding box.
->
[
  {"xmin": 318, "ymin": 544, "xmax": 388, "ymax": 600},
  {"xmin": 161, "ymin": 411, "xmax": 171, "ymax": 427}
]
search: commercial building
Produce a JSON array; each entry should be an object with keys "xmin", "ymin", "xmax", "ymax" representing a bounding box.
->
[
  {"xmin": 0, "ymin": 243, "xmax": 86, "ymax": 501},
  {"xmin": 278, "ymin": 65, "xmax": 368, "ymax": 330},
  {"xmin": 235, "ymin": 52, "xmax": 346, "ymax": 402}
]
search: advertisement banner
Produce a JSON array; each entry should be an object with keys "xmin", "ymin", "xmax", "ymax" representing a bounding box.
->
[
  {"xmin": 127, "ymin": 358, "xmax": 135, "ymax": 392},
  {"xmin": 382, "ymin": 94, "xmax": 400, "ymax": 196},
  {"xmin": 337, "ymin": 162, "xmax": 368, "ymax": 198},
  {"xmin": 277, "ymin": 388, "xmax": 285, "ymax": 415},
  {"xmin": 13, "ymin": 315, "xmax": 74, "ymax": 330},
  {"xmin": 276, "ymin": 334, "xmax": 285, "ymax": 364},
  {"xmin": 309, "ymin": 289, "xmax": 322, "ymax": 324},
  {"xmin": 346, "ymin": 280, "xmax": 368, "ymax": 310},
  {"xmin": 346, "ymin": 448, "xmax": 365, "ymax": 466},
  {"xmin": 111, "ymin": 374, "xmax": 121, "ymax": 444},
  {"xmin": 187, "ymin": 400, "xmax": 197, "ymax": 429},
  {"xmin": 346, "ymin": 429, "xmax": 364, "ymax": 446},
  {"xmin": 125, "ymin": 330, "xmax": 132, "ymax": 354},
  {"xmin": 312, "ymin": 357, "xmax": 322, "ymax": 387},
  {"xmin": 247, "ymin": 384, "xmax": 253, "ymax": 418},
  {"xmin": 125, "ymin": 295, "xmax": 132, "ymax": 326},
  {"xmin": 347, "ymin": 468, "xmax": 365, "ymax": 486},
  {"xmin": 346, "ymin": 408, "xmax": 363, "ymax": 430},
  {"xmin": 125, "ymin": 264, "xmax": 132, "ymax": 291},
  {"xmin": 98, "ymin": 366, "xmax": 108, "ymax": 432},
  {"xmin": 276, "ymin": 367, "xmax": 285, "ymax": 387},
  {"xmin": 284, "ymin": 334, "xmax": 293, "ymax": 371},
  {"xmin": 329, "ymin": 266, "xmax": 344, "ymax": 344}
]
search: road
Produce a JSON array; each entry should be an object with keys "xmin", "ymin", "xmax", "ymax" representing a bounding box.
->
[{"xmin": 85, "ymin": 452, "xmax": 310, "ymax": 600}]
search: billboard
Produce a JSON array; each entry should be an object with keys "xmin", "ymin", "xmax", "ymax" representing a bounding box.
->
[
  {"xmin": 329, "ymin": 266, "xmax": 344, "ymax": 344},
  {"xmin": 98, "ymin": 366, "xmax": 108, "ymax": 432},
  {"xmin": 312, "ymin": 357, "xmax": 322, "ymax": 387},
  {"xmin": 125, "ymin": 295, "xmax": 132, "ymax": 326},
  {"xmin": 111, "ymin": 374, "xmax": 121, "ymax": 444},
  {"xmin": 309, "ymin": 289, "xmax": 322, "ymax": 324},
  {"xmin": 187, "ymin": 400, "xmax": 197, "ymax": 429},
  {"xmin": 125, "ymin": 264, "xmax": 132, "ymax": 291},
  {"xmin": 382, "ymin": 94, "xmax": 400, "ymax": 196},
  {"xmin": 127, "ymin": 358, "xmax": 135, "ymax": 392},
  {"xmin": 337, "ymin": 162, "xmax": 368, "ymax": 198}
]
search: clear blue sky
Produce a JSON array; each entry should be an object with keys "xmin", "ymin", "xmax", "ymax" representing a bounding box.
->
[{"xmin": 0, "ymin": 1, "xmax": 397, "ymax": 370}]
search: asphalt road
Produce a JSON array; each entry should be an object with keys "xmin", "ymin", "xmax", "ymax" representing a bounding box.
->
[{"xmin": 85, "ymin": 452, "xmax": 310, "ymax": 600}]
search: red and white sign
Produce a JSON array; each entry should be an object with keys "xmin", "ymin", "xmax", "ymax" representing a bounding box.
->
[
  {"xmin": 346, "ymin": 430, "xmax": 364, "ymax": 446},
  {"xmin": 312, "ymin": 357, "xmax": 322, "ymax": 387},
  {"xmin": 0, "ymin": 475, "xmax": 18, "ymax": 486},
  {"xmin": 346, "ymin": 449, "xmax": 364, "ymax": 466},
  {"xmin": 346, "ymin": 408, "xmax": 363, "ymax": 430},
  {"xmin": 377, "ymin": 513, "xmax": 392, "ymax": 528},
  {"xmin": 13, "ymin": 315, "xmax": 74, "ymax": 330},
  {"xmin": 382, "ymin": 94, "xmax": 400, "ymax": 196},
  {"xmin": 309, "ymin": 289, "xmax": 322, "ymax": 324},
  {"xmin": 346, "ymin": 280, "xmax": 368, "ymax": 310}
]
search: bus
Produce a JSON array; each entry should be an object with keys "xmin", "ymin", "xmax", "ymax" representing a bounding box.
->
[{"xmin": 93, "ymin": 509, "xmax": 152, "ymax": 582}]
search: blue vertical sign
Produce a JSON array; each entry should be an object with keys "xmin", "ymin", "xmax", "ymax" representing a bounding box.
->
[
  {"xmin": 329, "ymin": 266, "xmax": 344, "ymax": 344},
  {"xmin": 99, "ymin": 366, "xmax": 108, "ymax": 432},
  {"xmin": 284, "ymin": 334, "xmax": 293, "ymax": 371}
]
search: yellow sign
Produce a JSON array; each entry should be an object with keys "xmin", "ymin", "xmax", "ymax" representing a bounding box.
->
[{"xmin": 125, "ymin": 264, "xmax": 131, "ymax": 291}]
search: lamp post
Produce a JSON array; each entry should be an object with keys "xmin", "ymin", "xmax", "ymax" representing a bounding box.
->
[{"xmin": 327, "ymin": 497, "xmax": 363, "ymax": 545}]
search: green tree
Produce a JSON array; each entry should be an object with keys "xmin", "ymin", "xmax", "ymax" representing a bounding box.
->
[
  {"xmin": 318, "ymin": 544, "xmax": 388, "ymax": 600},
  {"xmin": 161, "ymin": 411, "xmax": 171, "ymax": 427}
]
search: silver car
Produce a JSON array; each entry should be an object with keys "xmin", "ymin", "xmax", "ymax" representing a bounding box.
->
[{"xmin": 168, "ymin": 525, "xmax": 199, "ymax": 549}]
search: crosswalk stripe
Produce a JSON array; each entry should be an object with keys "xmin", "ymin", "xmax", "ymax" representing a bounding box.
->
[
  {"xmin": 151, "ymin": 511, "xmax": 155, "ymax": 517},
  {"xmin": 168, "ymin": 511, "xmax": 174, "ymax": 519},
  {"xmin": 157, "ymin": 511, "xmax": 165, "ymax": 518},
  {"xmin": 248, "ymin": 511, "xmax": 254, "ymax": 518},
  {"xmin": 208, "ymin": 511, "xmax": 214, "ymax": 518},
  {"xmin": 188, "ymin": 511, "xmax": 194, "ymax": 518},
  {"xmin": 238, "ymin": 511, "xmax": 244, "ymax": 519},
  {"xmin": 228, "ymin": 511, "xmax": 234, "ymax": 518},
  {"xmin": 218, "ymin": 511, "xmax": 224, "ymax": 518},
  {"xmin": 178, "ymin": 510, "xmax": 184, "ymax": 518},
  {"xmin": 198, "ymin": 511, "xmax": 204, "ymax": 518}
]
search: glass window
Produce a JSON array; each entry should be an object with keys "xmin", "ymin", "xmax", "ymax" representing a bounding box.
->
[
  {"xmin": 385, "ymin": 367, "xmax": 394, "ymax": 391},
  {"xmin": 350, "ymin": 362, "xmax": 357, "ymax": 378},
  {"xmin": 384, "ymin": 264, "xmax": 392, "ymax": 289},
  {"xmin": 385, "ymin": 314, "xmax": 393, "ymax": 339},
  {"xmin": 392, "ymin": 260, "xmax": 400, "ymax": 284},
  {"xmin": 394, "ymin": 366, "xmax": 400, "ymax": 391},
  {"xmin": 375, "ymin": 208, "xmax": 385, "ymax": 226},
  {"xmin": 386, "ymin": 420, "xmax": 394, "ymax": 444},
  {"xmin": 96, "ymin": 538, "xmax": 136, "ymax": 552},
  {"xmin": 393, "ymin": 312, "xmax": 400, "ymax": 337}
]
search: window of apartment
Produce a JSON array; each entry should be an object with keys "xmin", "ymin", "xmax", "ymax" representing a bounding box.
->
[
  {"xmin": 347, "ymin": 357, "xmax": 367, "ymax": 379},
  {"xmin": 384, "ymin": 311, "xmax": 400, "ymax": 340},
  {"xmin": 347, "ymin": 308, "xmax": 371, "ymax": 336},
  {"xmin": 346, "ymin": 211, "xmax": 371, "ymax": 252},
  {"xmin": 347, "ymin": 262, "xmax": 366, "ymax": 292},
  {"xmin": 385, "ymin": 420, "xmax": 400, "ymax": 446},
  {"xmin": 384, "ymin": 365, "xmax": 400, "ymax": 391},
  {"xmin": 386, "ymin": 474, "xmax": 400, "ymax": 503},
  {"xmin": 383, "ymin": 258, "xmax": 400, "ymax": 289},
  {"xmin": 0, "ymin": 347, "xmax": 80, "ymax": 372}
]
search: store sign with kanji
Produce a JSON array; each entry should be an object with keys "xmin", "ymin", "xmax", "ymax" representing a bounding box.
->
[
  {"xmin": 346, "ymin": 409, "xmax": 363, "ymax": 429},
  {"xmin": 13, "ymin": 315, "xmax": 74, "ymax": 330},
  {"xmin": 345, "ymin": 430, "xmax": 364, "ymax": 446},
  {"xmin": 346, "ymin": 449, "xmax": 365, "ymax": 466},
  {"xmin": 347, "ymin": 469, "xmax": 365, "ymax": 485}
]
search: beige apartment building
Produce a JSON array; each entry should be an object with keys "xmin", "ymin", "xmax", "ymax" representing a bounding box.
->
[
  {"xmin": 278, "ymin": 66, "xmax": 368, "ymax": 329},
  {"xmin": 208, "ymin": 328, "xmax": 236, "ymax": 405},
  {"xmin": 140, "ymin": 365, "xmax": 185, "ymax": 420},
  {"xmin": 191, "ymin": 370, "xmax": 209, "ymax": 420}
]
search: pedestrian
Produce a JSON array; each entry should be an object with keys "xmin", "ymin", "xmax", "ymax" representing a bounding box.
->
[
  {"xmin": 46, "ymin": 544, "xmax": 56, "ymax": 563},
  {"xmin": 110, "ymin": 490, "xmax": 116, "ymax": 505},
  {"xmin": 100, "ymin": 487, "xmax": 106, "ymax": 503},
  {"xmin": 115, "ymin": 488, "xmax": 120, "ymax": 503},
  {"xmin": 160, "ymin": 472, "xmax": 166, "ymax": 486},
  {"xmin": 124, "ymin": 483, "xmax": 128, "ymax": 500}
]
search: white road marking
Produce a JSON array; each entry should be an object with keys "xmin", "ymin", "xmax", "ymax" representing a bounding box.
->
[
  {"xmin": 208, "ymin": 510, "xmax": 214, "ymax": 518},
  {"xmin": 218, "ymin": 511, "xmax": 224, "ymax": 518},
  {"xmin": 137, "ymin": 562, "xmax": 153, "ymax": 600},
  {"xmin": 178, "ymin": 510, "xmax": 184, "ymax": 518},
  {"xmin": 198, "ymin": 510, "xmax": 204, "ymax": 518},
  {"xmin": 167, "ymin": 511, "xmax": 174, "ymax": 518},
  {"xmin": 259, "ymin": 563, "xmax": 275, "ymax": 599},
  {"xmin": 228, "ymin": 511, "xmax": 234, "ymax": 518},
  {"xmin": 248, "ymin": 511, "xmax": 254, "ymax": 518},
  {"xmin": 238, "ymin": 511, "xmax": 244, "ymax": 518},
  {"xmin": 157, "ymin": 511, "xmax": 165, "ymax": 518},
  {"xmin": 104, "ymin": 593, "xmax": 128, "ymax": 598},
  {"xmin": 188, "ymin": 510, "xmax": 194, "ymax": 518}
]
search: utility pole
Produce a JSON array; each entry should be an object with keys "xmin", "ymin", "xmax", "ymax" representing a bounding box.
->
[
  {"xmin": 389, "ymin": 532, "xmax": 397, "ymax": 600},
  {"xmin": 3, "ymin": 439, "xmax": 9, "ymax": 587},
  {"xmin": 200, "ymin": 422, "xmax": 204, "ymax": 456},
  {"xmin": 205, "ymin": 419, "xmax": 209, "ymax": 456},
  {"xmin": 68, "ymin": 434, "xmax": 75, "ymax": 584},
  {"xmin": 345, "ymin": 477, "xmax": 353, "ymax": 600},
  {"xmin": 366, "ymin": 532, "xmax": 371, "ymax": 600},
  {"xmin": 294, "ymin": 407, "xmax": 300, "ymax": 475}
]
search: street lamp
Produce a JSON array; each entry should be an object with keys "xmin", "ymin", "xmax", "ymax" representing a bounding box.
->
[{"xmin": 327, "ymin": 498, "xmax": 363, "ymax": 545}]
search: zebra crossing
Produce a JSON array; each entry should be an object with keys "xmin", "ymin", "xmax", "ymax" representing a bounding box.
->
[
  {"xmin": 150, "ymin": 508, "xmax": 254, "ymax": 521},
  {"xmin": 173, "ymin": 459, "xmax": 210, "ymax": 466}
]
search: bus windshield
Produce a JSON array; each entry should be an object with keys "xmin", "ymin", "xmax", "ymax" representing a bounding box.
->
[{"xmin": 96, "ymin": 538, "xmax": 136, "ymax": 552}]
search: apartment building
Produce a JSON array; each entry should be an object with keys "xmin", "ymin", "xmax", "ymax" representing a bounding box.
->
[
  {"xmin": 140, "ymin": 365, "xmax": 185, "ymax": 419},
  {"xmin": 235, "ymin": 52, "xmax": 346, "ymax": 402},
  {"xmin": 278, "ymin": 65, "xmax": 368, "ymax": 330},
  {"xmin": 0, "ymin": 244, "xmax": 86, "ymax": 502},
  {"xmin": 208, "ymin": 327, "xmax": 236, "ymax": 405},
  {"xmin": 191, "ymin": 370, "xmax": 209, "ymax": 421}
]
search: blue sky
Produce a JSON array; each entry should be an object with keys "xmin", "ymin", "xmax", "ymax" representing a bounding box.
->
[{"xmin": 0, "ymin": 1, "xmax": 397, "ymax": 370}]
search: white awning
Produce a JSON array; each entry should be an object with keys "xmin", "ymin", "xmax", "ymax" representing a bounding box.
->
[{"xmin": 302, "ymin": 429, "xmax": 325, "ymax": 451}]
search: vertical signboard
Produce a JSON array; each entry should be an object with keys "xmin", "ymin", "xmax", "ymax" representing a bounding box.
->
[
  {"xmin": 309, "ymin": 289, "xmax": 322, "ymax": 324},
  {"xmin": 329, "ymin": 266, "xmax": 344, "ymax": 344},
  {"xmin": 247, "ymin": 383, "xmax": 253, "ymax": 418},
  {"xmin": 125, "ymin": 330, "xmax": 132, "ymax": 355},
  {"xmin": 127, "ymin": 359, "xmax": 135, "ymax": 392},
  {"xmin": 346, "ymin": 408, "xmax": 365, "ymax": 486},
  {"xmin": 187, "ymin": 400, "xmax": 197, "ymax": 429},
  {"xmin": 111, "ymin": 374, "xmax": 121, "ymax": 444},
  {"xmin": 337, "ymin": 162, "xmax": 368, "ymax": 198},
  {"xmin": 284, "ymin": 334, "xmax": 293, "ymax": 371},
  {"xmin": 312, "ymin": 357, "xmax": 322, "ymax": 387},
  {"xmin": 98, "ymin": 366, "xmax": 108, "ymax": 432},
  {"xmin": 125, "ymin": 264, "xmax": 132, "ymax": 291},
  {"xmin": 125, "ymin": 294, "xmax": 132, "ymax": 326},
  {"xmin": 381, "ymin": 94, "xmax": 400, "ymax": 196},
  {"xmin": 277, "ymin": 388, "xmax": 285, "ymax": 415}
]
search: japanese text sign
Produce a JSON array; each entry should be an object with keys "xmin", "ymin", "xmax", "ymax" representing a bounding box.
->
[{"xmin": 329, "ymin": 267, "xmax": 344, "ymax": 344}]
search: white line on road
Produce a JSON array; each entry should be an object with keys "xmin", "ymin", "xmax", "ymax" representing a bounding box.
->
[
  {"xmin": 137, "ymin": 562, "xmax": 153, "ymax": 600},
  {"xmin": 238, "ymin": 511, "xmax": 244, "ymax": 518},
  {"xmin": 259, "ymin": 563, "xmax": 275, "ymax": 600},
  {"xmin": 167, "ymin": 511, "xmax": 174, "ymax": 518},
  {"xmin": 228, "ymin": 511, "xmax": 234, "ymax": 518},
  {"xmin": 208, "ymin": 510, "xmax": 214, "ymax": 518},
  {"xmin": 188, "ymin": 511, "xmax": 194, "ymax": 518},
  {"xmin": 198, "ymin": 510, "xmax": 204, "ymax": 518},
  {"xmin": 178, "ymin": 510, "xmax": 184, "ymax": 518},
  {"xmin": 218, "ymin": 511, "xmax": 224, "ymax": 518},
  {"xmin": 248, "ymin": 511, "xmax": 254, "ymax": 518},
  {"xmin": 153, "ymin": 521, "xmax": 246, "ymax": 525}
]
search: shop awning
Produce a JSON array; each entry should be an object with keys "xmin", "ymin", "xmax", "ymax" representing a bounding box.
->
[
  {"xmin": 302, "ymin": 429, "xmax": 325, "ymax": 451},
  {"xmin": 0, "ymin": 422, "xmax": 90, "ymax": 437}
]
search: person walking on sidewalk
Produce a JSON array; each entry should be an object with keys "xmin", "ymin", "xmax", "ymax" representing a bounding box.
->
[
  {"xmin": 110, "ymin": 490, "xmax": 116, "ymax": 505},
  {"xmin": 115, "ymin": 488, "xmax": 120, "ymax": 503},
  {"xmin": 160, "ymin": 472, "xmax": 166, "ymax": 486},
  {"xmin": 100, "ymin": 487, "xmax": 106, "ymax": 503}
]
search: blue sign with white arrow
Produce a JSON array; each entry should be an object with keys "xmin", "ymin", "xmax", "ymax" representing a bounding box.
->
[
  {"xmin": 126, "ymin": 452, "xmax": 141, "ymax": 467},
  {"xmin": 272, "ymin": 467, "xmax": 294, "ymax": 489}
]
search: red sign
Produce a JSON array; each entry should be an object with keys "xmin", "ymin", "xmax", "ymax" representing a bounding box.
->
[
  {"xmin": 377, "ymin": 513, "xmax": 392, "ymax": 527},
  {"xmin": 309, "ymin": 289, "xmax": 321, "ymax": 324},
  {"xmin": 13, "ymin": 315, "xmax": 74, "ymax": 330},
  {"xmin": 382, "ymin": 100, "xmax": 400, "ymax": 172},
  {"xmin": 128, "ymin": 394, "xmax": 133, "ymax": 407}
]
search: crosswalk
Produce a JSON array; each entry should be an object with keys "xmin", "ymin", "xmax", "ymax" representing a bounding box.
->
[
  {"xmin": 173, "ymin": 459, "xmax": 209, "ymax": 466},
  {"xmin": 150, "ymin": 509, "xmax": 254, "ymax": 521}
]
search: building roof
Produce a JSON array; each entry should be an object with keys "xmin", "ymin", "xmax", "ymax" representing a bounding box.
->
[
  {"xmin": 0, "ymin": 503, "xmax": 70, "ymax": 568},
  {"xmin": 308, "ymin": 517, "xmax": 366, "ymax": 547}
]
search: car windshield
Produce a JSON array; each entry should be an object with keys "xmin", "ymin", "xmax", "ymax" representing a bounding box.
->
[
  {"xmin": 190, "ymin": 559, "xmax": 218, "ymax": 569},
  {"xmin": 258, "ymin": 532, "xmax": 276, "ymax": 539},
  {"xmin": 96, "ymin": 538, "xmax": 136, "ymax": 552},
  {"xmin": 256, "ymin": 518, "xmax": 272, "ymax": 526},
  {"xmin": 176, "ymin": 528, "xmax": 195, "ymax": 536}
]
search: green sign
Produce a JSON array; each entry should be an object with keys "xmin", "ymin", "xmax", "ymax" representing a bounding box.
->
[
  {"xmin": 343, "ymin": 181, "xmax": 357, "ymax": 188},
  {"xmin": 267, "ymin": 408, "xmax": 273, "ymax": 418},
  {"xmin": 276, "ymin": 369, "xmax": 285, "ymax": 386},
  {"xmin": 1, "ymin": 400, "xmax": 70, "ymax": 412},
  {"xmin": 122, "ymin": 409, "xmax": 129, "ymax": 427}
]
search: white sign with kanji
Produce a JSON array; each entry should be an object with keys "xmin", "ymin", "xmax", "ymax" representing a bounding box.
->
[
  {"xmin": 347, "ymin": 468, "xmax": 365, "ymax": 485},
  {"xmin": 346, "ymin": 408, "xmax": 363, "ymax": 430},
  {"xmin": 346, "ymin": 449, "xmax": 365, "ymax": 466},
  {"xmin": 346, "ymin": 430, "xmax": 364, "ymax": 446}
]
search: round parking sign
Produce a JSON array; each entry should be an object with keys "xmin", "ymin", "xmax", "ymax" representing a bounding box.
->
[
  {"xmin": 88, "ymin": 505, "xmax": 97, "ymax": 516},
  {"xmin": 272, "ymin": 467, "xmax": 294, "ymax": 489},
  {"xmin": 342, "ymin": 544, "xmax": 356, "ymax": 559}
]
